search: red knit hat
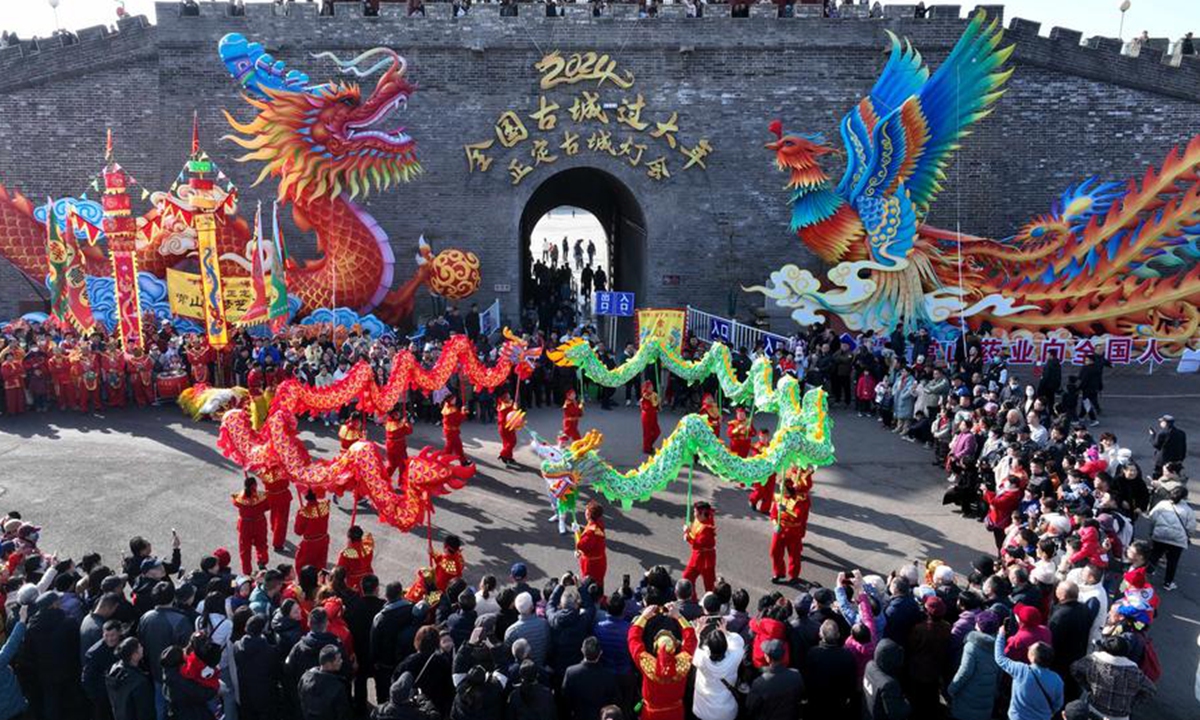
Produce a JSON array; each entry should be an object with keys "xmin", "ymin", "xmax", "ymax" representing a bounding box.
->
[{"xmin": 213, "ymin": 547, "xmax": 231, "ymax": 569}]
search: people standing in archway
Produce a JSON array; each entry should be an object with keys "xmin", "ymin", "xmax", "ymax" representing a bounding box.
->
[
  {"xmin": 641, "ymin": 380, "xmax": 661, "ymax": 454},
  {"xmin": 562, "ymin": 388, "xmax": 583, "ymax": 442}
]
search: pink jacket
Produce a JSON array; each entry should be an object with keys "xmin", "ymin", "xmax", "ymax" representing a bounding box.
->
[{"xmin": 845, "ymin": 593, "xmax": 878, "ymax": 681}]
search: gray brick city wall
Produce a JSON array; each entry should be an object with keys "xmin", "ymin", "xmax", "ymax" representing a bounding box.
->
[{"xmin": 1, "ymin": 3, "xmax": 1198, "ymax": 323}]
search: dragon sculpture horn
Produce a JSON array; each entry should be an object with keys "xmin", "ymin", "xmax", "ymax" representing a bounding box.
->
[{"xmin": 311, "ymin": 47, "xmax": 405, "ymax": 78}]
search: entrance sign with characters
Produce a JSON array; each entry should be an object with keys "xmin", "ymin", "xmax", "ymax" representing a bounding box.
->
[
  {"xmin": 594, "ymin": 291, "xmax": 635, "ymax": 317},
  {"xmin": 464, "ymin": 52, "xmax": 712, "ymax": 185}
]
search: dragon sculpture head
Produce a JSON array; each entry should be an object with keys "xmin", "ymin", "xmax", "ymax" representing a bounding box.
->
[
  {"xmin": 530, "ymin": 429, "xmax": 606, "ymax": 500},
  {"xmin": 766, "ymin": 119, "xmax": 840, "ymax": 191},
  {"xmin": 220, "ymin": 34, "xmax": 420, "ymax": 204}
]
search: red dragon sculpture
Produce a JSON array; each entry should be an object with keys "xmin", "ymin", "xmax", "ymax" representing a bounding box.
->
[{"xmin": 0, "ymin": 34, "xmax": 478, "ymax": 324}]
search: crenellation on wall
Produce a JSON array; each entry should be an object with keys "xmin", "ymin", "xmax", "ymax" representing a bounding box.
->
[
  {"xmin": 929, "ymin": 6, "xmax": 963, "ymax": 19},
  {"xmin": 884, "ymin": 5, "xmax": 918, "ymax": 19},
  {"xmin": 1086, "ymin": 36, "xmax": 1123, "ymax": 53},
  {"xmin": 1048, "ymin": 27, "xmax": 1083, "ymax": 45},
  {"xmin": 1007, "ymin": 17, "xmax": 1040, "ymax": 37}
]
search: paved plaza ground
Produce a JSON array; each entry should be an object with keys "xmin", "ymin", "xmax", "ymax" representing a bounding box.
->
[{"xmin": 0, "ymin": 366, "xmax": 1197, "ymax": 718}]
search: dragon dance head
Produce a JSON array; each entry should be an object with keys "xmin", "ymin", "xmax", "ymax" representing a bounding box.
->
[
  {"xmin": 501, "ymin": 328, "xmax": 541, "ymax": 380},
  {"xmin": 220, "ymin": 34, "xmax": 420, "ymax": 204},
  {"xmin": 766, "ymin": 119, "xmax": 840, "ymax": 190},
  {"xmin": 530, "ymin": 429, "xmax": 605, "ymax": 497},
  {"xmin": 406, "ymin": 446, "xmax": 476, "ymax": 498}
]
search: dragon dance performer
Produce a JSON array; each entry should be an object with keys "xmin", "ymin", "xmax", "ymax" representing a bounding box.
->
[
  {"xmin": 126, "ymin": 346, "xmax": 155, "ymax": 407},
  {"xmin": 748, "ymin": 428, "xmax": 776, "ymax": 515},
  {"xmin": 246, "ymin": 361, "xmax": 269, "ymax": 395},
  {"xmin": 232, "ymin": 475, "xmax": 270, "ymax": 575},
  {"xmin": 561, "ymin": 388, "xmax": 583, "ymax": 442},
  {"xmin": 293, "ymin": 489, "xmax": 331, "ymax": 572},
  {"xmin": 47, "ymin": 344, "xmax": 76, "ymax": 412},
  {"xmin": 441, "ymin": 396, "xmax": 468, "ymax": 465},
  {"xmin": 628, "ymin": 605, "xmax": 697, "ymax": 720},
  {"xmin": 575, "ymin": 501, "xmax": 608, "ymax": 591},
  {"xmin": 384, "ymin": 406, "xmax": 413, "ymax": 483},
  {"xmin": 640, "ymin": 380, "xmax": 661, "ymax": 454},
  {"xmin": 186, "ymin": 339, "xmax": 213, "ymax": 386},
  {"xmin": 682, "ymin": 501, "xmax": 717, "ymax": 594},
  {"xmin": 770, "ymin": 467, "xmax": 813, "ymax": 585},
  {"xmin": 727, "ymin": 406, "xmax": 754, "ymax": 458},
  {"xmin": 73, "ymin": 346, "xmax": 102, "ymax": 413},
  {"xmin": 23, "ymin": 344, "xmax": 48, "ymax": 412},
  {"xmin": 0, "ymin": 346, "xmax": 26, "ymax": 416},
  {"xmin": 338, "ymin": 410, "xmax": 366, "ymax": 452},
  {"xmin": 102, "ymin": 341, "xmax": 127, "ymax": 408},
  {"xmin": 259, "ymin": 468, "xmax": 292, "ymax": 552},
  {"xmin": 700, "ymin": 392, "xmax": 721, "ymax": 438},
  {"xmin": 496, "ymin": 390, "xmax": 520, "ymax": 465},
  {"xmin": 336, "ymin": 525, "xmax": 375, "ymax": 592},
  {"xmin": 431, "ymin": 534, "xmax": 465, "ymax": 592},
  {"xmin": 547, "ymin": 432, "xmax": 579, "ymax": 535}
]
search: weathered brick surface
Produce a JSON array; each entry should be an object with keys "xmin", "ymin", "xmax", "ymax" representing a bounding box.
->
[{"xmin": 1, "ymin": 4, "xmax": 1198, "ymax": 322}]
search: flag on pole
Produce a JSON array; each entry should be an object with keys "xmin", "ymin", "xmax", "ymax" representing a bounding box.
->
[
  {"xmin": 238, "ymin": 201, "xmax": 270, "ymax": 326},
  {"xmin": 46, "ymin": 200, "xmax": 68, "ymax": 320},
  {"xmin": 59, "ymin": 206, "xmax": 96, "ymax": 332},
  {"xmin": 479, "ymin": 299, "xmax": 501, "ymax": 338},
  {"xmin": 267, "ymin": 200, "xmax": 290, "ymax": 333}
]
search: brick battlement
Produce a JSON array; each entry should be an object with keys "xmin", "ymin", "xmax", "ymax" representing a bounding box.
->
[{"xmin": 1, "ymin": 5, "xmax": 1195, "ymax": 101}]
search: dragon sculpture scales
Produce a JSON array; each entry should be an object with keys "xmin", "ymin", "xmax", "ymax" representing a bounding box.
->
[
  {"xmin": 0, "ymin": 35, "xmax": 477, "ymax": 324},
  {"xmin": 531, "ymin": 338, "xmax": 835, "ymax": 510},
  {"xmin": 752, "ymin": 10, "xmax": 1200, "ymax": 344}
]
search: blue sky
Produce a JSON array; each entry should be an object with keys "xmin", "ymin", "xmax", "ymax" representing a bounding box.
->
[{"xmin": 1, "ymin": 0, "xmax": 1195, "ymax": 40}]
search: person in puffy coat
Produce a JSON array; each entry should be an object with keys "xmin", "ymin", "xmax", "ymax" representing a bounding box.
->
[
  {"xmin": 106, "ymin": 638, "xmax": 155, "ymax": 720},
  {"xmin": 947, "ymin": 611, "xmax": 1001, "ymax": 720},
  {"xmin": 161, "ymin": 646, "xmax": 218, "ymax": 720},
  {"xmin": 863, "ymin": 639, "xmax": 910, "ymax": 720},
  {"xmin": 372, "ymin": 672, "xmax": 439, "ymax": 720},
  {"xmin": 691, "ymin": 628, "xmax": 745, "ymax": 720}
]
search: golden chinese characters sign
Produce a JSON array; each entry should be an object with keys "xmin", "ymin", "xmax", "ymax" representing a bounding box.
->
[
  {"xmin": 167, "ymin": 268, "xmax": 264, "ymax": 324},
  {"xmin": 463, "ymin": 51, "xmax": 712, "ymax": 185}
]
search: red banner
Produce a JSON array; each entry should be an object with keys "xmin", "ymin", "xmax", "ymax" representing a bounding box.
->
[{"xmin": 110, "ymin": 251, "xmax": 143, "ymax": 350}]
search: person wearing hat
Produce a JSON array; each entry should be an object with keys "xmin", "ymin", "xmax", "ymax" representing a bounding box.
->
[
  {"xmin": 73, "ymin": 345, "xmax": 102, "ymax": 413},
  {"xmin": 748, "ymin": 428, "xmax": 777, "ymax": 515},
  {"xmin": 232, "ymin": 476, "xmax": 270, "ymax": 575},
  {"xmin": 441, "ymin": 396, "xmax": 468, "ymax": 465},
  {"xmin": 24, "ymin": 590, "xmax": 83, "ymax": 719},
  {"xmin": 640, "ymin": 380, "xmax": 661, "ymax": 454},
  {"xmin": 293, "ymin": 490, "xmax": 332, "ymax": 575},
  {"xmin": 682, "ymin": 501, "xmax": 718, "ymax": 595},
  {"xmin": 1150, "ymin": 414, "xmax": 1187, "ymax": 480},
  {"xmin": 336, "ymin": 525, "xmax": 376, "ymax": 592},
  {"xmin": 561, "ymin": 387, "xmax": 584, "ymax": 443},
  {"xmin": 575, "ymin": 502, "xmax": 608, "ymax": 591},
  {"xmin": 46, "ymin": 344, "xmax": 76, "ymax": 412},
  {"xmin": 628, "ymin": 604, "xmax": 697, "ymax": 720},
  {"xmin": 863, "ymin": 638, "xmax": 909, "ymax": 720},
  {"xmin": 0, "ymin": 343, "xmax": 26, "ymax": 416},
  {"xmin": 384, "ymin": 405, "xmax": 413, "ymax": 483},
  {"xmin": 947, "ymin": 610, "xmax": 1002, "ymax": 720},
  {"xmin": 769, "ymin": 467, "xmax": 812, "ymax": 585},
  {"xmin": 726, "ymin": 406, "xmax": 754, "ymax": 458},
  {"xmin": 507, "ymin": 562, "xmax": 538, "ymax": 603},
  {"xmin": 125, "ymin": 346, "xmax": 156, "ymax": 408},
  {"xmin": 906, "ymin": 595, "xmax": 953, "ymax": 718},
  {"xmin": 1005, "ymin": 605, "xmax": 1052, "ymax": 663}
]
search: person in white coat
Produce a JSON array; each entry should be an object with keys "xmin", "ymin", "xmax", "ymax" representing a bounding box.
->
[
  {"xmin": 691, "ymin": 625, "xmax": 746, "ymax": 720},
  {"xmin": 1147, "ymin": 486, "xmax": 1195, "ymax": 590}
]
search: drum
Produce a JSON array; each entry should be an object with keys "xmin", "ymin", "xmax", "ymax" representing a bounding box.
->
[{"xmin": 156, "ymin": 372, "xmax": 189, "ymax": 400}]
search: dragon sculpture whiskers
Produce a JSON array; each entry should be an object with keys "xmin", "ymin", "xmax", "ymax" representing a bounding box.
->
[
  {"xmin": 752, "ymin": 10, "xmax": 1200, "ymax": 344},
  {"xmin": 0, "ymin": 35, "xmax": 477, "ymax": 324}
]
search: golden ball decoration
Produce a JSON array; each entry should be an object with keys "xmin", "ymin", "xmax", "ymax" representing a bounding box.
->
[{"xmin": 428, "ymin": 248, "xmax": 481, "ymax": 300}]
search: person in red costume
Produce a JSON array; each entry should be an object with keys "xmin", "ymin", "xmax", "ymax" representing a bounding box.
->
[
  {"xmin": 73, "ymin": 347, "xmax": 102, "ymax": 413},
  {"xmin": 431, "ymin": 534, "xmax": 465, "ymax": 591},
  {"xmin": 0, "ymin": 346, "xmax": 26, "ymax": 416},
  {"xmin": 336, "ymin": 524, "xmax": 375, "ymax": 592},
  {"xmin": 770, "ymin": 467, "xmax": 813, "ymax": 585},
  {"xmin": 575, "ymin": 501, "xmax": 608, "ymax": 590},
  {"xmin": 628, "ymin": 604, "xmax": 697, "ymax": 720},
  {"xmin": 22, "ymin": 345, "xmax": 49, "ymax": 412},
  {"xmin": 293, "ymin": 489, "xmax": 331, "ymax": 572},
  {"xmin": 232, "ymin": 475, "xmax": 270, "ymax": 574},
  {"xmin": 185, "ymin": 340, "xmax": 212, "ymax": 385},
  {"xmin": 561, "ymin": 387, "xmax": 583, "ymax": 442},
  {"xmin": 47, "ymin": 345, "xmax": 76, "ymax": 411},
  {"xmin": 496, "ymin": 390, "xmax": 519, "ymax": 465},
  {"xmin": 700, "ymin": 392, "xmax": 721, "ymax": 437},
  {"xmin": 441, "ymin": 397, "xmax": 468, "ymax": 465},
  {"xmin": 322, "ymin": 596, "xmax": 356, "ymax": 663},
  {"xmin": 748, "ymin": 428, "xmax": 776, "ymax": 514},
  {"xmin": 259, "ymin": 468, "xmax": 292, "ymax": 552},
  {"xmin": 338, "ymin": 411, "xmax": 366, "ymax": 452},
  {"xmin": 246, "ymin": 361, "xmax": 268, "ymax": 395},
  {"xmin": 726, "ymin": 406, "xmax": 754, "ymax": 458},
  {"xmin": 384, "ymin": 405, "xmax": 412, "ymax": 483},
  {"xmin": 125, "ymin": 346, "xmax": 155, "ymax": 407},
  {"xmin": 640, "ymin": 380, "xmax": 661, "ymax": 454},
  {"xmin": 101, "ymin": 343, "xmax": 126, "ymax": 408},
  {"xmin": 682, "ymin": 501, "xmax": 717, "ymax": 594}
]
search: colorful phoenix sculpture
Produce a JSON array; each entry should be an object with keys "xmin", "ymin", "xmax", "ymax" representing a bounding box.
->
[
  {"xmin": 532, "ymin": 338, "xmax": 836, "ymax": 509},
  {"xmin": 0, "ymin": 35, "xmax": 478, "ymax": 324},
  {"xmin": 215, "ymin": 334, "xmax": 534, "ymax": 530},
  {"xmin": 752, "ymin": 10, "xmax": 1200, "ymax": 344}
]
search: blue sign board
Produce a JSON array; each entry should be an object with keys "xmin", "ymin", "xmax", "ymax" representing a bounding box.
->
[
  {"xmin": 708, "ymin": 316, "xmax": 732, "ymax": 344},
  {"xmin": 762, "ymin": 334, "xmax": 790, "ymax": 357},
  {"xmin": 594, "ymin": 291, "xmax": 635, "ymax": 317}
]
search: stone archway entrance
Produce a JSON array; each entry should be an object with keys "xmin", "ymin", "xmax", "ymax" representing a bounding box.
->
[{"xmin": 519, "ymin": 167, "xmax": 647, "ymax": 337}]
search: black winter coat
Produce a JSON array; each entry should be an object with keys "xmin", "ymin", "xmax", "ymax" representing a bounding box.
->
[
  {"xmin": 298, "ymin": 668, "xmax": 351, "ymax": 720},
  {"xmin": 746, "ymin": 665, "xmax": 806, "ymax": 720},
  {"xmin": 370, "ymin": 600, "xmax": 414, "ymax": 673},
  {"xmin": 234, "ymin": 633, "xmax": 281, "ymax": 713},
  {"xmin": 106, "ymin": 661, "xmax": 156, "ymax": 720},
  {"xmin": 81, "ymin": 638, "xmax": 119, "ymax": 701},
  {"xmin": 863, "ymin": 640, "xmax": 910, "ymax": 720},
  {"xmin": 162, "ymin": 666, "xmax": 218, "ymax": 720}
]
